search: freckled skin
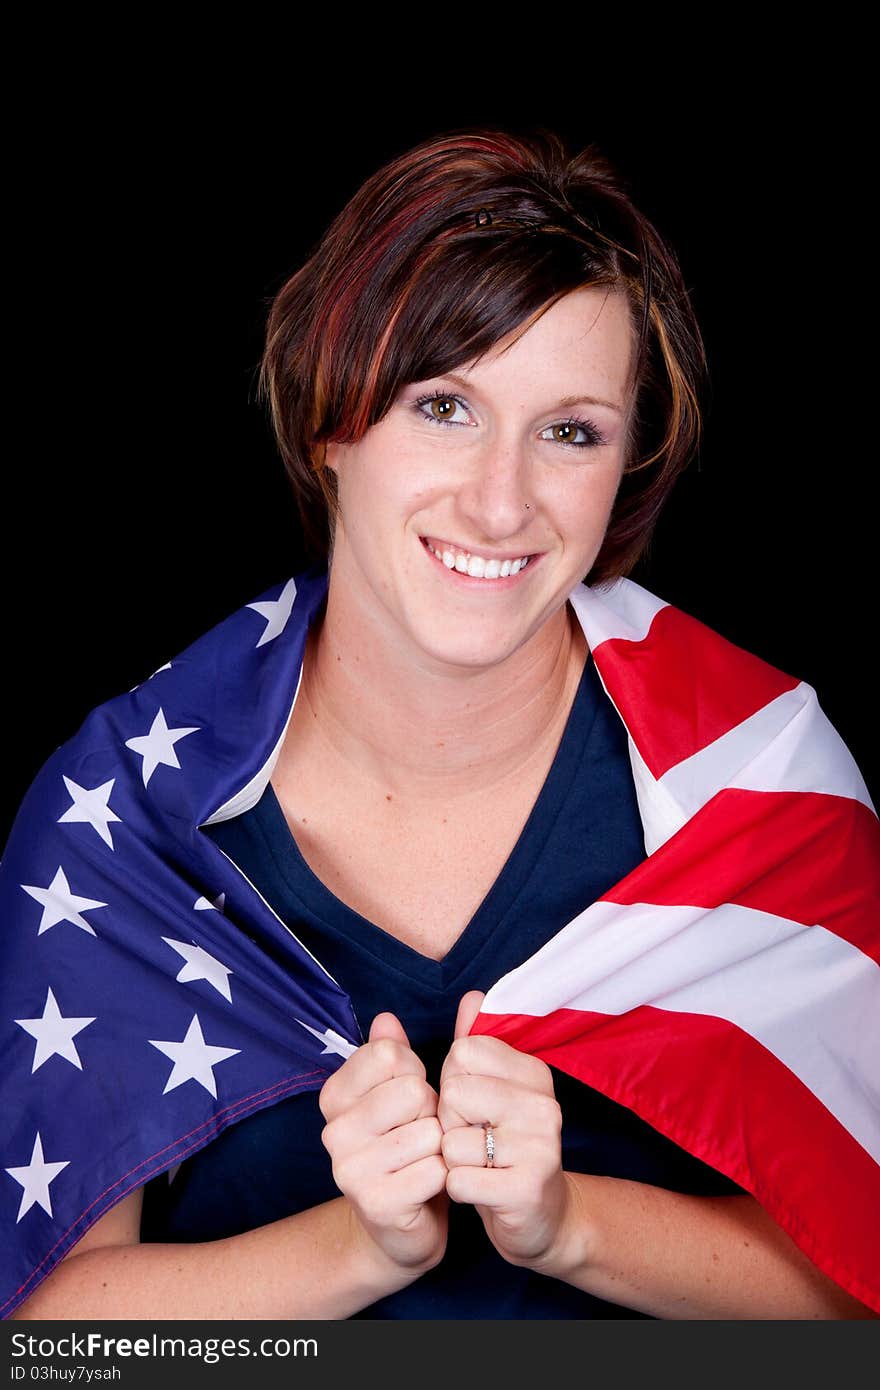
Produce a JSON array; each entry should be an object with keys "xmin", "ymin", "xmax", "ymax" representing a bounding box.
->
[
  {"xmin": 274, "ymin": 287, "xmax": 636, "ymax": 817},
  {"xmin": 323, "ymin": 286, "xmax": 634, "ymax": 681}
]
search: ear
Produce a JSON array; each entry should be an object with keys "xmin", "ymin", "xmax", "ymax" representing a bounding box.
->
[{"xmin": 453, "ymin": 990, "xmax": 486, "ymax": 1040}]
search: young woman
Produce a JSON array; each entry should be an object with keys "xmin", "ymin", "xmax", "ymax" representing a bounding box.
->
[{"xmin": 4, "ymin": 127, "xmax": 877, "ymax": 1320}]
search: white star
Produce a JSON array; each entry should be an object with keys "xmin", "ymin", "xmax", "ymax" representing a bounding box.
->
[
  {"xmin": 57, "ymin": 776, "xmax": 122, "ymax": 849},
  {"xmin": 20, "ymin": 866, "xmax": 107, "ymax": 937},
  {"xmin": 125, "ymin": 709, "xmax": 200, "ymax": 788},
  {"xmin": 149, "ymin": 1014, "xmax": 240, "ymax": 1098},
  {"xmin": 247, "ymin": 578, "xmax": 297, "ymax": 647},
  {"xmin": 15, "ymin": 987, "xmax": 96, "ymax": 1072},
  {"xmin": 194, "ymin": 892, "xmax": 225, "ymax": 912},
  {"xmin": 295, "ymin": 1019, "xmax": 358, "ymax": 1059},
  {"xmin": 162, "ymin": 937, "xmax": 234, "ymax": 1002},
  {"xmin": 5, "ymin": 1132, "xmax": 70, "ymax": 1222}
]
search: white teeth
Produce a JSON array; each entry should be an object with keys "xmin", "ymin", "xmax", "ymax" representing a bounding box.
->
[{"xmin": 426, "ymin": 540, "xmax": 530, "ymax": 579}]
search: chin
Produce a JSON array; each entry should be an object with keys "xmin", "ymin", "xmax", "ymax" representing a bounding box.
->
[{"xmin": 408, "ymin": 617, "xmax": 531, "ymax": 671}]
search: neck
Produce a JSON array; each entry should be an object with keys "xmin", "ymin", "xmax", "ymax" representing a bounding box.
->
[{"xmin": 281, "ymin": 570, "xmax": 589, "ymax": 809}]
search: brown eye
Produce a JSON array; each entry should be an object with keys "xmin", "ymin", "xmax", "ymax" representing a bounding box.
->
[
  {"xmin": 412, "ymin": 392, "xmax": 468, "ymax": 428},
  {"xmin": 540, "ymin": 417, "xmax": 608, "ymax": 450}
]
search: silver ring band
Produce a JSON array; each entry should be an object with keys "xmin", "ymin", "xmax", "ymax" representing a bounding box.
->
[{"xmin": 483, "ymin": 1122, "xmax": 495, "ymax": 1168}]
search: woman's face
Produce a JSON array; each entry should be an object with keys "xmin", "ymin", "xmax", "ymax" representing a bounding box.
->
[{"xmin": 325, "ymin": 285, "xmax": 634, "ymax": 673}]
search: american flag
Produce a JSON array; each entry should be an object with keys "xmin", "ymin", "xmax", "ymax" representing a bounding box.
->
[{"xmin": 1, "ymin": 566, "xmax": 878, "ymax": 1317}]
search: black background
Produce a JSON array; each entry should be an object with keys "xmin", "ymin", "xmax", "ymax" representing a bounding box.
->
[{"xmin": 5, "ymin": 73, "xmax": 875, "ymax": 849}]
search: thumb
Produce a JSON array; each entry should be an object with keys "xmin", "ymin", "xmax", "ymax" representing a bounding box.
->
[
  {"xmin": 453, "ymin": 990, "xmax": 485, "ymax": 1040},
  {"xmin": 369, "ymin": 1010, "xmax": 411, "ymax": 1046}
]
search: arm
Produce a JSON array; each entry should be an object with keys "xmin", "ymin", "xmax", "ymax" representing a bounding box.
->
[
  {"xmin": 13, "ymin": 1014, "xmax": 449, "ymax": 1322},
  {"xmin": 440, "ymin": 995, "xmax": 877, "ymax": 1321},
  {"xmin": 534, "ymin": 1172, "xmax": 879, "ymax": 1320},
  {"xmin": 10, "ymin": 1185, "xmax": 429, "ymax": 1321}
]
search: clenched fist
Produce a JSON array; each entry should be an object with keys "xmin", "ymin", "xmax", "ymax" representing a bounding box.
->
[{"xmin": 319, "ymin": 1010, "xmax": 449, "ymax": 1281}]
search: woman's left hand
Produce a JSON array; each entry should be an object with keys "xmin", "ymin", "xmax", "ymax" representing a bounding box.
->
[{"xmin": 437, "ymin": 990, "xmax": 577, "ymax": 1270}]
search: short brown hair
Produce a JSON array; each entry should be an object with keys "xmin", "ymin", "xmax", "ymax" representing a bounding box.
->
[{"xmin": 257, "ymin": 125, "xmax": 708, "ymax": 587}]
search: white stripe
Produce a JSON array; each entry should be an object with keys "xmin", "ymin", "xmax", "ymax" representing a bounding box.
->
[
  {"xmin": 662, "ymin": 682, "xmax": 877, "ymax": 820},
  {"xmin": 568, "ymin": 579, "xmax": 689, "ymax": 855},
  {"xmin": 482, "ymin": 897, "xmax": 880, "ymax": 1163},
  {"xmin": 569, "ymin": 575, "xmax": 668, "ymax": 648},
  {"xmin": 568, "ymin": 579, "xmax": 877, "ymax": 853},
  {"xmin": 622, "ymin": 733, "xmax": 688, "ymax": 857}
]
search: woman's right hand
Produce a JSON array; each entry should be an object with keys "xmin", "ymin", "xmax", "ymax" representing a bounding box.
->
[{"xmin": 318, "ymin": 1011, "xmax": 449, "ymax": 1279}]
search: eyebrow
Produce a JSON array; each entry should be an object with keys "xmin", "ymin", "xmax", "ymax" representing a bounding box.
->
[{"xmin": 437, "ymin": 371, "xmax": 624, "ymax": 416}]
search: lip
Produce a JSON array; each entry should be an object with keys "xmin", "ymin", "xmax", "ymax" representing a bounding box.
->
[
  {"xmin": 422, "ymin": 535, "xmax": 537, "ymax": 565},
  {"xmin": 420, "ymin": 536, "xmax": 542, "ymax": 588}
]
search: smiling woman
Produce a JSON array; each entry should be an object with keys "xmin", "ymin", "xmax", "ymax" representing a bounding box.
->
[
  {"xmin": 2, "ymin": 126, "xmax": 877, "ymax": 1323},
  {"xmin": 258, "ymin": 132, "xmax": 702, "ymax": 592},
  {"xmin": 316, "ymin": 286, "xmax": 632, "ymax": 677}
]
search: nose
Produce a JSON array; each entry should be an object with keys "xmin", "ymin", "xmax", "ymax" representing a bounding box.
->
[{"xmin": 454, "ymin": 437, "xmax": 534, "ymax": 543}]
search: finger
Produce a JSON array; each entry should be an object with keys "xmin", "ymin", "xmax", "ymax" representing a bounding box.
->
[
  {"xmin": 375, "ymin": 1114, "xmax": 445, "ymax": 1175},
  {"xmin": 438, "ymin": 1074, "xmax": 560, "ymax": 1137},
  {"xmin": 445, "ymin": 1164, "xmax": 521, "ymax": 1207},
  {"xmin": 441, "ymin": 1122, "xmax": 511, "ymax": 1171},
  {"xmin": 453, "ymin": 991, "xmax": 485, "ymax": 1040},
  {"xmin": 361, "ymin": 1153, "xmax": 450, "ymax": 1218},
  {"xmin": 441, "ymin": 1116, "xmax": 559, "ymax": 1172},
  {"xmin": 369, "ymin": 1011, "xmax": 411, "ymax": 1046},
  {"xmin": 440, "ymin": 1032, "xmax": 555, "ymax": 1096},
  {"xmin": 319, "ymin": 1031, "xmax": 426, "ymax": 1123},
  {"xmin": 375, "ymin": 1106, "xmax": 444, "ymax": 1173},
  {"xmin": 331, "ymin": 1114, "xmax": 444, "ymax": 1191},
  {"xmin": 324, "ymin": 1070, "xmax": 439, "ymax": 1155}
]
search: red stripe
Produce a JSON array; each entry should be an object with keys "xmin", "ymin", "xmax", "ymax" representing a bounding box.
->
[
  {"xmin": 593, "ymin": 604, "xmax": 801, "ymax": 779},
  {"xmin": 470, "ymin": 1004, "xmax": 880, "ymax": 1314},
  {"xmin": 600, "ymin": 786, "xmax": 880, "ymax": 961}
]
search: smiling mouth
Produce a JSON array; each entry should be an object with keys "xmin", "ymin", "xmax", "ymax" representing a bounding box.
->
[{"xmin": 420, "ymin": 536, "xmax": 540, "ymax": 583}]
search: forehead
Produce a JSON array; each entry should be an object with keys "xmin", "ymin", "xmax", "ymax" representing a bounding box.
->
[{"xmin": 459, "ymin": 286, "xmax": 635, "ymax": 398}]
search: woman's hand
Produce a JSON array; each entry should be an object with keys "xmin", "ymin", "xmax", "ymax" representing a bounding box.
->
[
  {"xmin": 438, "ymin": 991, "xmax": 579, "ymax": 1271},
  {"xmin": 318, "ymin": 1011, "xmax": 449, "ymax": 1280}
]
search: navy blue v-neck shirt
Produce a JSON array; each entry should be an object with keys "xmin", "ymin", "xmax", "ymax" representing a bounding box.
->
[{"xmin": 140, "ymin": 648, "xmax": 745, "ymax": 1317}]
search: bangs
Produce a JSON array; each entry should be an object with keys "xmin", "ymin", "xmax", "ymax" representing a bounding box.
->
[
  {"xmin": 363, "ymin": 239, "xmax": 626, "ymax": 435},
  {"xmin": 258, "ymin": 126, "xmax": 705, "ymax": 582},
  {"xmin": 311, "ymin": 208, "xmax": 639, "ymax": 446}
]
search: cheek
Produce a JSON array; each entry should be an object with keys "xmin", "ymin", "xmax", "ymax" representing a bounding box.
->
[
  {"xmin": 559, "ymin": 466, "xmax": 623, "ymax": 532},
  {"xmin": 341, "ymin": 470, "xmax": 428, "ymax": 560},
  {"xmin": 336, "ymin": 449, "xmax": 392, "ymax": 517},
  {"xmin": 361, "ymin": 465, "xmax": 435, "ymax": 524}
]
